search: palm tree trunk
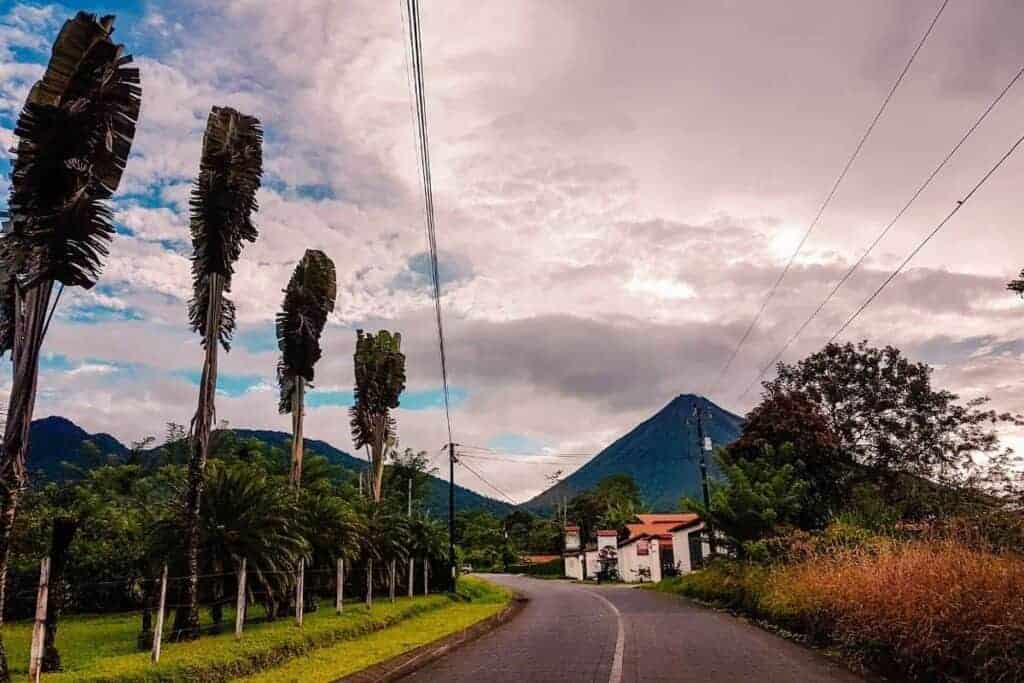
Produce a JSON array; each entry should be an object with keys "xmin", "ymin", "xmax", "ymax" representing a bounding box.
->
[
  {"xmin": 289, "ymin": 378, "xmax": 304, "ymax": 487},
  {"xmin": 0, "ymin": 280, "xmax": 54, "ymax": 683},
  {"xmin": 370, "ymin": 417, "xmax": 385, "ymax": 502},
  {"xmin": 173, "ymin": 273, "xmax": 224, "ymax": 640},
  {"xmin": 42, "ymin": 516, "xmax": 79, "ymax": 672}
]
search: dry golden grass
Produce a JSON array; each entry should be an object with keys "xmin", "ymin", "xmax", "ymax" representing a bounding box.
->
[{"xmin": 763, "ymin": 538, "xmax": 1024, "ymax": 681}]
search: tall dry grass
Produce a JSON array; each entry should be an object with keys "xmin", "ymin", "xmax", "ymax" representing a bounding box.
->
[{"xmin": 763, "ymin": 537, "xmax": 1024, "ymax": 681}]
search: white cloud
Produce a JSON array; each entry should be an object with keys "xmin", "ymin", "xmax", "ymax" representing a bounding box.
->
[{"xmin": 3, "ymin": 0, "xmax": 1023, "ymax": 499}]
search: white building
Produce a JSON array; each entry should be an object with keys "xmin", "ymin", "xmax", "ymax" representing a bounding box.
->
[
  {"xmin": 565, "ymin": 527, "xmax": 618, "ymax": 581},
  {"xmin": 563, "ymin": 525, "xmax": 584, "ymax": 580},
  {"xmin": 669, "ymin": 518, "xmax": 707, "ymax": 573},
  {"xmin": 616, "ymin": 514, "xmax": 701, "ymax": 583}
]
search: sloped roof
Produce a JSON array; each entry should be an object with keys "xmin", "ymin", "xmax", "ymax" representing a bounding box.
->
[{"xmin": 621, "ymin": 513, "xmax": 701, "ymax": 547}]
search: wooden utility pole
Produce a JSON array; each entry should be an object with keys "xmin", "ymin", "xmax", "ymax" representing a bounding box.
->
[{"xmin": 692, "ymin": 399, "xmax": 717, "ymax": 555}]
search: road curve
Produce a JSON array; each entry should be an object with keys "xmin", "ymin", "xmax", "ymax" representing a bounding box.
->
[{"xmin": 402, "ymin": 574, "xmax": 863, "ymax": 683}]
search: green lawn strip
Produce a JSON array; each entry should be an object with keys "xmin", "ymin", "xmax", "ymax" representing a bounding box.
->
[
  {"xmin": 23, "ymin": 596, "xmax": 448, "ymax": 683},
  {"xmin": 3, "ymin": 605, "xmax": 282, "ymax": 677},
  {"xmin": 238, "ymin": 576, "xmax": 510, "ymax": 683}
]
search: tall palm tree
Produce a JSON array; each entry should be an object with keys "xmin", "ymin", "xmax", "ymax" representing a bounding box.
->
[
  {"xmin": 350, "ymin": 330, "xmax": 406, "ymax": 502},
  {"xmin": 0, "ymin": 12, "xmax": 140, "ymax": 679},
  {"xmin": 276, "ymin": 249, "xmax": 336, "ymax": 486},
  {"xmin": 174, "ymin": 106, "xmax": 262, "ymax": 639}
]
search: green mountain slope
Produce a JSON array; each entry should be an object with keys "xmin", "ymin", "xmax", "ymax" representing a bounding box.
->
[
  {"xmin": 523, "ymin": 394, "xmax": 744, "ymax": 512},
  {"xmin": 24, "ymin": 419, "xmax": 511, "ymax": 518}
]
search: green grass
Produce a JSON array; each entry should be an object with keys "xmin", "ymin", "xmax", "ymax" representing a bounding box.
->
[
  {"xmin": 241, "ymin": 576, "xmax": 511, "ymax": 682},
  {"xmin": 2, "ymin": 596, "xmax": 451, "ymax": 682},
  {"xmin": 0, "ymin": 578, "xmax": 509, "ymax": 683}
]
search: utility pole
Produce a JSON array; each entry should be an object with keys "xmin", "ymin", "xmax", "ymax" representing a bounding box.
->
[
  {"xmin": 448, "ymin": 442, "xmax": 456, "ymax": 592},
  {"xmin": 692, "ymin": 399, "xmax": 717, "ymax": 555}
]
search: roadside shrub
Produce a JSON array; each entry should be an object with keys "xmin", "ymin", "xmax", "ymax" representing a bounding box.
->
[
  {"xmin": 764, "ymin": 538, "xmax": 1024, "ymax": 681},
  {"xmin": 508, "ymin": 558, "xmax": 563, "ymax": 577}
]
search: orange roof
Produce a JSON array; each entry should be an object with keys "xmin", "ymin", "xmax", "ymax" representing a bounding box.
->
[
  {"xmin": 636, "ymin": 513, "xmax": 698, "ymax": 525},
  {"xmin": 622, "ymin": 513, "xmax": 701, "ymax": 546},
  {"xmin": 521, "ymin": 554, "xmax": 561, "ymax": 565}
]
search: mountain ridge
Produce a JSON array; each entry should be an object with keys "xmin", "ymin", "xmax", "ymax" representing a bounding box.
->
[{"xmin": 24, "ymin": 416, "xmax": 511, "ymax": 518}]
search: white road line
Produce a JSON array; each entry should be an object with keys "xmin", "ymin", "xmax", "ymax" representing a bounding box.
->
[{"xmin": 588, "ymin": 590, "xmax": 624, "ymax": 683}]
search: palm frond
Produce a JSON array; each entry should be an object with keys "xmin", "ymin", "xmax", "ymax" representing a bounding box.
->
[
  {"xmin": 188, "ymin": 106, "xmax": 262, "ymax": 349},
  {"xmin": 276, "ymin": 249, "xmax": 337, "ymax": 413},
  {"xmin": 2, "ymin": 11, "xmax": 141, "ymax": 291}
]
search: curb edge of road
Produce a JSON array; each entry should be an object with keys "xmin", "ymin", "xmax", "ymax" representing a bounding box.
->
[{"xmin": 337, "ymin": 591, "xmax": 529, "ymax": 683}]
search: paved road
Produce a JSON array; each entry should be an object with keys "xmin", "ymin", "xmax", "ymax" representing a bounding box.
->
[{"xmin": 403, "ymin": 574, "xmax": 863, "ymax": 683}]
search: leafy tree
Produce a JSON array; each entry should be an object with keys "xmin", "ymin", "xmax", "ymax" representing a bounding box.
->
[
  {"xmin": 0, "ymin": 13, "xmax": 141, "ymax": 678},
  {"xmin": 726, "ymin": 390, "xmax": 846, "ymax": 528},
  {"xmin": 567, "ymin": 474, "xmax": 644, "ymax": 541},
  {"xmin": 684, "ymin": 445, "xmax": 809, "ymax": 556},
  {"xmin": 176, "ymin": 106, "xmax": 263, "ymax": 639},
  {"xmin": 762, "ymin": 341, "xmax": 1019, "ymax": 503},
  {"xmin": 154, "ymin": 461, "xmax": 309, "ymax": 630},
  {"xmin": 276, "ymin": 249, "xmax": 337, "ymax": 486},
  {"xmin": 455, "ymin": 511, "xmax": 505, "ymax": 570},
  {"xmin": 350, "ymin": 330, "xmax": 406, "ymax": 502}
]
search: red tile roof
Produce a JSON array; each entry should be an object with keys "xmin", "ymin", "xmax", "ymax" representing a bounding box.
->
[
  {"xmin": 596, "ymin": 529, "xmax": 618, "ymax": 536},
  {"xmin": 621, "ymin": 513, "xmax": 701, "ymax": 547},
  {"xmin": 521, "ymin": 554, "xmax": 561, "ymax": 565}
]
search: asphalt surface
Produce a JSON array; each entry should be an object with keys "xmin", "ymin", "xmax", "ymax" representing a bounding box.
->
[{"xmin": 402, "ymin": 574, "xmax": 864, "ymax": 683}]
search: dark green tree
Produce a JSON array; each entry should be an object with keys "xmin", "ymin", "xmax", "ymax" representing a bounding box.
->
[
  {"xmin": 762, "ymin": 341, "xmax": 1018, "ymax": 501},
  {"xmin": 684, "ymin": 445, "xmax": 808, "ymax": 556},
  {"xmin": 176, "ymin": 106, "xmax": 263, "ymax": 639},
  {"xmin": 726, "ymin": 390, "xmax": 845, "ymax": 528}
]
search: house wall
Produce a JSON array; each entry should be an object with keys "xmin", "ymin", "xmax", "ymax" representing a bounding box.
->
[
  {"xmin": 617, "ymin": 540, "xmax": 663, "ymax": 583},
  {"xmin": 565, "ymin": 554, "xmax": 584, "ymax": 580},
  {"xmin": 585, "ymin": 550, "xmax": 600, "ymax": 577},
  {"xmin": 670, "ymin": 522, "xmax": 706, "ymax": 574}
]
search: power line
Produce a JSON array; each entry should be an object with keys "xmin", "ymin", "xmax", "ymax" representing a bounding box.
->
[
  {"xmin": 403, "ymin": 0, "xmax": 454, "ymax": 445},
  {"xmin": 826, "ymin": 132, "xmax": 1024, "ymax": 344},
  {"xmin": 456, "ymin": 452, "xmax": 589, "ymax": 466},
  {"xmin": 739, "ymin": 130, "xmax": 1024, "ymax": 400},
  {"xmin": 456, "ymin": 459, "xmax": 519, "ymax": 505},
  {"xmin": 712, "ymin": 0, "xmax": 950, "ymax": 394},
  {"xmin": 738, "ymin": 66, "xmax": 1024, "ymax": 398},
  {"xmin": 455, "ymin": 444, "xmax": 593, "ymax": 459}
]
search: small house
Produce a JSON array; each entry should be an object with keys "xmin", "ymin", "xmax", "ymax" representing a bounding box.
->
[{"xmin": 616, "ymin": 513, "xmax": 700, "ymax": 583}]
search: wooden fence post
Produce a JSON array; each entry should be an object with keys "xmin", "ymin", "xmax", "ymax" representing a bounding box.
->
[
  {"xmin": 336, "ymin": 558, "xmax": 344, "ymax": 614},
  {"xmin": 295, "ymin": 560, "xmax": 305, "ymax": 627},
  {"xmin": 408, "ymin": 558, "xmax": 414, "ymax": 597},
  {"xmin": 28, "ymin": 557, "xmax": 50, "ymax": 683},
  {"xmin": 151, "ymin": 564, "xmax": 168, "ymax": 664},
  {"xmin": 389, "ymin": 559, "xmax": 396, "ymax": 603},
  {"xmin": 235, "ymin": 558, "xmax": 247, "ymax": 640}
]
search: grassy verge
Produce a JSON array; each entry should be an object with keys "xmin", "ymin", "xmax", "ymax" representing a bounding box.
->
[
  {"xmin": 3, "ymin": 595, "xmax": 452, "ymax": 682},
  {"xmin": 652, "ymin": 538, "xmax": 1024, "ymax": 682},
  {"xmin": 240, "ymin": 576, "xmax": 511, "ymax": 682}
]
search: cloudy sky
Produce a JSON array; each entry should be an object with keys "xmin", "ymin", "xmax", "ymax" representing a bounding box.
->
[{"xmin": 2, "ymin": 0, "xmax": 1023, "ymax": 502}]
